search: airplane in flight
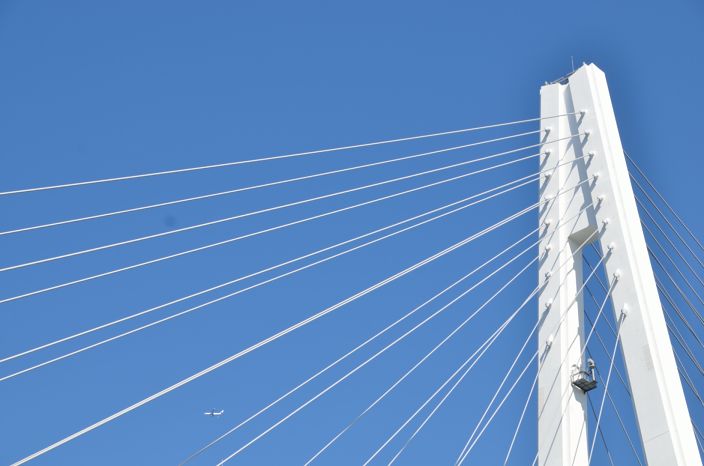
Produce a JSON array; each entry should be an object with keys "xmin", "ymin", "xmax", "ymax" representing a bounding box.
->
[{"xmin": 203, "ymin": 409, "xmax": 224, "ymax": 417}]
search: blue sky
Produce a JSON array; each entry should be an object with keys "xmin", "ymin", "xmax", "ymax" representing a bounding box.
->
[{"xmin": 1, "ymin": 1, "xmax": 703, "ymax": 465}]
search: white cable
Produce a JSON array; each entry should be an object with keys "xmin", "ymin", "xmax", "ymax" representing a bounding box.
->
[
  {"xmin": 303, "ymin": 287, "xmax": 530, "ymax": 466},
  {"xmin": 2, "ymin": 181, "xmax": 548, "ymax": 377},
  {"xmin": 1, "ymin": 137, "xmax": 562, "ymax": 273},
  {"xmin": 388, "ymin": 315, "xmax": 538, "ymax": 465},
  {"xmin": 385, "ymin": 204, "xmax": 597, "ymax": 465},
  {"xmin": 642, "ymin": 219, "xmax": 704, "ymax": 327},
  {"xmin": 219, "ymin": 252, "xmax": 539, "ymax": 465},
  {"xmin": 305, "ymin": 207, "xmax": 594, "ymax": 465},
  {"xmin": 458, "ymin": 229, "xmax": 603, "ymax": 465},
  {"xmin": 457, "ymin": 317, "xmax": 541, "ymax": 458},
  {"xmin": 503, "ymin": 367, "xmax": 538, "ymax": 465},
  {"xmin": 584, "ymin": 366, "xmax": 616, "ymax": 466},
  {"xmin": 638, "ymin": 199, "xmax": 704, "ymax": 311},
  {"xmin": 587, "ymin": 314, "xmax": 626, "ymax": 465},
  {"xmin": 8, "ymin": 148, "xmax": 592, "ymax": 466},
  {"xmin": 418, "ymin": 228, "xmax": 598, "ymax": 465},
  {"xmin": 2, "ymin": 153, "xmax": 589, "ymax": 367},
  {"xmin": 0, "ymin": 180, "xmax": 538, "ymax": 382},
  {"xmin": 627, "ymin": 157, "xmax": 704, "ymax": 268},
  {"xmin": 1, "ymin": 149, "xmax": 589, "ymax": 309},
  {"xmin": 361, "ymin": 323, "xmax": 511, "ymax": 466},
  {"xmin": 456, "ymin": 352, "xmax": 539, "ymax": 465},
  {"xmin": 0, "ymin": 158, "xmax": 541, "ymax": 305},
  {"xmin": 9, "ymin": 200, "xmax": 535, "ymax": 466},
  {"xmin": 0, "ymin": 175, "xmax": 539, "ymax": 364},
  {"xmin": 373, "ymin": 222, "xmax": 600, "ymax": 466},
  {"xmin": 0, "ymin": 114, "xmax": 577, "ymax": 196},
  {"xmin": 188, "ymin": 199, "xmax": 595, "ymax": 465},
  {"xmin": 537, "ymin": 276, "xmax": 617, "ymax": 466},
  {"xmin": 536, "ymin": 271, "xmax": 613, "ymax": 428},
  {"xmin": 0, "ymin": 130, "xmax": 540, "ymax": 236},
  {"xmin": 402, "ymin": 146, "xmax": 597, "ymax": 464},
  {"xmin": 181, "ymin": 227, "xmax": 538, "ymax": 465},
  {"xmin": 584, "ymin": 331, "xmax": 644, "ymax": 465},
  {"xmin": 361, "ymin": 289, "xmax": 534, "ymax": 466},
  {"xmin": 651, "ymin": 258, "xmax": 704, "ymax": 353}
]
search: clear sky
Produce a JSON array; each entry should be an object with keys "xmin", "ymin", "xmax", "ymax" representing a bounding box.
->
[{"xmin": 1, "ymin": 1, "xmax": 703, "ymax": 465}]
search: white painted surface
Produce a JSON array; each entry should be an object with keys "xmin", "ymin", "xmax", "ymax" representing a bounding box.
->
[{"xmin": 538, "ymin": 63, "xmax": 701, "ymax": 466}]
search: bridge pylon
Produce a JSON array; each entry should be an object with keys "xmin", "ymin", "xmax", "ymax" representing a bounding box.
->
[{"xmin": 537, "ymin": 63, "xmax": 701, "ymax": 466}]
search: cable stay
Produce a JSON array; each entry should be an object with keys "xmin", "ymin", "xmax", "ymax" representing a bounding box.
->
[
  {"xmin": 218, "ymin": 248, "xmax": 539, "ymax": 465},
  {"xmin": 2, "ymin": 135, "xmax": 582, "ymax": 274},
  {"xmin": 306, "ymin": 206, "xmax": 596, "ymax": 465},
  {"xmin": 641, "ymin": 218, "xmax": 704, "ymax": 323},
  {"xmin": 0, "ymin": 206, "xmax": 534, "ymax": 381},
  {"xmin": 8, "ymin": 192, "xmax": 550, "ymax": 465},
  {"xmin": 350, "ymin": 212, "xmax": 597, "ymax": 465},
  {"xmin": 654, "ymin": 274, "xmax": 704, "ymax": 355},
  {"xmin": 627, "ymin": 152, "xmax": 704, "ymax": 267},
  {"xmin": 5, "ymin": 146, "xmax": 595, "ymax": 465},
  {"xmin": 582, "ymin": 285, "xmax": 633, "ymax": 397},
  {"xmin": 0, "ymin": 178, "xmax": 546, "ymax": 382},
  {"xmin": 0, "ymin": 148, "xmax": 590, "ymax": 307},
  {"xmin": 532, "ymin": 276, "xmax": 618, "ymax": 466},
  {"xmin": 392, "ymin": 316, "xmax": 538, "ymax": 465},
  {"xmin": 504, "ymin": 359, "xmax": 539, "ymax": 465},
  {"xmin": 590, "ymin": 362, "xmax": 644, "ymax": 466},
  {"xmin": 663, "ymin": 309, "xmax": 704, "ymax": 379},
  {"xmin": 6, "ymin": 65, "xmax": 704, "ymax": 466},
  {"xmin": 587, "ymin": 312, "xmax": 626, "ymax": 464},
  {"xmin": 583, "ymin": 350, "xmax": 617, "ymax": 466},
  {"xmin": 637, "ymin": 197, "xmax": 704, "ymax": 298},
  {"xmin": 583, "ymin": 252, "xmax": 674, "ymax": 466},
  {"xmin": 0, "ymin": 174, "xmax": 539, "ymax": 364},
  {"xmin": 581, "ymin": 243, "xmax": 647, "ymax": 465},
  {"xmin": 0, "ymin": 129, "xmax": 540, "ymax": 236},
  {"xmin": 647, "ymin": 245, "xmax": 704, "ymax": 352},
  {"xmin": 0, "ymin": 113, "xmax": 578, "ymax": 197},
  {"xmin": 562, "ymin": 286, "xmax": 623, "ymax": 466},
  {"xmin": 1, "ymin": 174, "xmax": 551, "ymax": 376},
  {"xmin": 359, "ymin": 292, "xmax": 533, "ymax": 466},
  {"xmin": 0, "ymin": 159, "xmax": 539, "ymax": 304},
  {"xmin": 180, "ymin": 225, "xmax": 541, "ymax": 465},
  {"xmin": 1, "ymin": 175, "xmax": 596, "ymax": 386},
  {"xmin": 455, "ymin": 231, "xmax": 602, "ymax": 464},
  {"xmin": 457, "ymin": 353, "xmax": 538, "ymax": 465},
  {"xmin": 188, "ymin": 199, "xmax": 597, "ymax": 464},
  {"xmin": 532, "ymin": 248, "xmax": 614, "ymax": 464}
]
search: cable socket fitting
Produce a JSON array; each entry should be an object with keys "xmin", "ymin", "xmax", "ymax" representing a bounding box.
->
[
  {"xmin": 546, "ymin": 334, "xmax": 554, "ymax": 349},
  {"xmin": 621, "ymin": 303, "xmax": 630, "ymax": 318}
]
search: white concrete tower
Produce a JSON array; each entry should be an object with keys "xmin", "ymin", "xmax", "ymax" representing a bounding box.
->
[{"xmin": 537, "ymin": 63, "xmax": 701, "ymax": 466}]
